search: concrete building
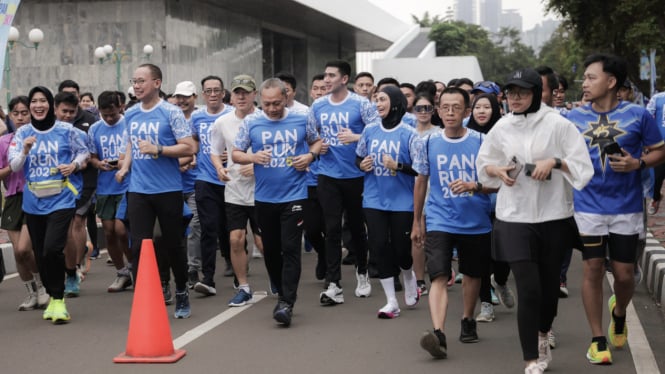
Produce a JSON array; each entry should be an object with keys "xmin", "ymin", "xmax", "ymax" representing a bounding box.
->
[
  {"xmin": 500, "ymin": 9, "xmax": 523, "ymax": 32},
  {"xmin": 5, "ymin": 0, "xmax": 408, "ymax": 105},
  {"xmin": 479, "ymin": 0, "xmax": 501, "ymax": 33},
  {"xmin": 523, "ymin": 19, "xmax": 561, "ymax": 54},
  {"xmin": 455, "ymin": 0, "xmax": 476, "ymax": 24}
]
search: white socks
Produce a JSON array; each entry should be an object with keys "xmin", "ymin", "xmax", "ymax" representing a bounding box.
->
[
  {"xmin": 402, "ymin": 267, "xmax": 419, "ymax": 306},
  {"xmin": 379, "ymin": 277, "xmax": 398, "ymax": 306}
]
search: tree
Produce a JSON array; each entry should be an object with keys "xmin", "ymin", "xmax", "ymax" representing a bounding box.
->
[
  {"xmin": 546, "ymin": 0, "xmax": 665, "ymax": 91},
  {"xmin": 537, "ymin": 24, "xmax": 585, "ymax": 101},
  {"xmin": 411, "ymin": 11, "xmax": 442, "ymax": 27},
  {"xmin": 428, "ymin": 21, "xmax": 537, "ymax": 83}
]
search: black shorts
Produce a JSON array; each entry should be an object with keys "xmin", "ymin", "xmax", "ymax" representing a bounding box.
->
[
  {"xmin": 225, "ymin": 202, "xmax": 260, "ymax": 234},
  {"xmin": 75, "ymin": 187, "xmax": 96, "ymax": 215},
  {"xmin": 425, "ymin": 231, "xmax": 491, "ymax": 280},
  {"xmin": 0, "ymin": 193, "xmax": 25, "ymax": 231},
  {"xmin": 580, "ymin": 233, "xmax": 638, "ymax": 263}
]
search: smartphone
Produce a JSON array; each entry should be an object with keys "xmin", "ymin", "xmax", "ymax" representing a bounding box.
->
[
  {"xmin": 507, "ymin": 156, "xmax": 523, "ymax": 179},
  {"xmin": 107, "ymin": 159, "xmax": 119, "ymax": 166},
  {"xmin": 603, "ymin": 142, "xmax": 622, "ymax": 156},
  {"xmin": 525, "ymin": 163, "xmax": 552, "ymax": 180}
]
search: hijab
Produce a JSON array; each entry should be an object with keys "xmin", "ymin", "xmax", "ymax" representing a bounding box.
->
[
  {"xmin": 467, "ymin": 93, "xmax": 502, "ymax": 134},
  {"xmin": 379, "ymin": 85, "xmax": 407, "ymax": 129},
  {"xmin": 28, "ymin": 86, "xmax": 56, "ymax": 131}
]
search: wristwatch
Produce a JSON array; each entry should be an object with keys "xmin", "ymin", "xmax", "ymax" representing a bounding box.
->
[
  {"xmin": 553, "ymin": 158, "xmax": 562, "ymax": 169},
  {"xmin": 640, "ymin": 159, "xmax": 647, "ymax": 170}
]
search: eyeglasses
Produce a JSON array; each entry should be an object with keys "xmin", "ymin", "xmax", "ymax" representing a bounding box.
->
[
  {"xmin": 203, "ymin": 88, "xmax": 223, "ymax": 95},
  {"xmin": 129, "ymin": 78, "xmax": 156, "ymax": 86},
  {"xmin": 440, "ymin": 105, "xmax": 465, "ymax": 113},
  {"xmin": 414, "ymin": 104, "xmax": 434, "ymax": 113},
  {"xmin": 504, "ymin": 88, "xmax": 532, "ymax": 99}
]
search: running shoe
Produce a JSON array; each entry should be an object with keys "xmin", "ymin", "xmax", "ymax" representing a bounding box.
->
[
  {"xmin": 162, "ymin": 282, "xmax": 174, "ymax": 305},
  {"xmin": 524, "ymin": 362, "xmax": 547, "ymax": 374},
  {"xmin": 455, "ymin": 272, "xmax": 463, "ymax": 284},
  {"xmin": 377, "ymin": 302, "xmax": 400, "ymax": 319},
  {"xmin": 559, "ymin": 282, "xmax": 569, "ymax": 298},
  {"xmin": 537, "ymin": 333, "xmax": 552, "ymax": 369},
  {"xmin": 608, "ymin": 294, "xmax": 627, "ymax": 348},
  {"xmin": 320, "ymin": 282, "xmax": 344, "ymax": 305},
  {"xmin": 228, "ymin": 289, "xmax": 253, "ymax": 307},
  {"xmin": 174, "ymin": 290, "xmax": 191, "ymax": 319},
  {"xmin": 417, "ymin": 280, "xmax": 429, "ymax": 296},
  {"xmin": 187, "ymin": 270, "xmax": 199, "ymax": 290},
  {"xmin": 476, "ymin": 302, "xmax": 495, "ymax": 322},
  {"xmin": 490, "ymin": 288, "xmax": 500, "ymax": 305},
  {"xmin": 194, "ymin": 281, "xmax": 217, "ymax": 296},
  {"xmin": 355, "ymin": 271, "xmax": 371, "ymax": 297},
  {"xmin": 404, "ymin": 278, "xmax": 420, "ymax": 308},
  {"xmin": 648, "ymin": 199, "xmax": 659, "ymax": 215},
  {"xmin": 273, "ymin": 300, "xmax": 293, "ymax": 326},
  {"xmin": 42, "ymin": 297, "xmax": 55, "ymax": 320},
  {"xmin": 459, "ymin": 318, "xmax": 479, "ymax": 343},
  {"xmin": 64, "ymin": 273, "xmax": 80, "ymax": 297},
  {"xmin": 420, "ymin": 330, "xmax": 447, "ymax": 359},
  {"xmin": 548, "ymin": 329, "xmax": 557, "ymax": 349},
  {"xmin": 36, "ymin": 285, "xmax": 49, "ymax": 309},
  {"xmin": 107, "ymin": 270, "xmax": 132, "ymax": 292},
  {"xmin": 491, "ymin": 274, "xmax": 515, "ymax": 308},
  {"xmin": 252, "ymin": 245, "xmax": 263, "ymax": 258},
  {"xmin": 50, "ymin": 299, "xmax": 71, "ymax": 324},
  {"xmin": 586, "ymin": 341, "xmax": 612, "ymax": 365},
  {"xmin": 18, "ymin": 283, "xmax": 37, "ymax": 311}
]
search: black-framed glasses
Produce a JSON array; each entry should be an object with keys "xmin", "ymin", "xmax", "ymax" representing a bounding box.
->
[
  {"xmin": 414, "ymin": 104, "xmax": 434, "ymax": 113},
  {"xmin": 129, "ymin": 78, "xmax": 156, "ymax": 85},
  {"xmin": 504, "ymin": 88, "xmax": 532, "ymax": 99},
  {"xmin": 440, "ymin": 105, "xmax": 465, "ymax": 113}
]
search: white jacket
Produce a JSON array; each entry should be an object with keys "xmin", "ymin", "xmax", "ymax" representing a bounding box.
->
[{"xmin": 476, "ymin": 106, "xmax": 593, "ymax": 223}]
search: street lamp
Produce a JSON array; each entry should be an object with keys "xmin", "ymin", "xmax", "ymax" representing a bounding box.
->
[
  {"xmin": 5, "ymin": 26, "xmax": 44, "ymax": 106},
  {"xmin": 94, "ymin": 43, "xmax": 153, "ymax": 91}
]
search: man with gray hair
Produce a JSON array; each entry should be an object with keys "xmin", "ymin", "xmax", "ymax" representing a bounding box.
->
[{"xmin": 232, "ymin": 78, "xmax": 321, "ymax": 326}]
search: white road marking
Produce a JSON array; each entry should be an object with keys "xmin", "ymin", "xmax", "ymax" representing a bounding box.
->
[
  {"xmin": 173, "ymin": 292, "xmax": 268, "ymax": 349},
  {"xmin": 606, "ymin": 273, "xmax": 660, "ymax": 373}
]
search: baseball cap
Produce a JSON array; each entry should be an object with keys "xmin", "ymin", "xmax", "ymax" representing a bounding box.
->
[
  {"xmin": 471, "ymin": 81, "xmax": 500, "ymax": 95},
  {"xmin": 173, "ymin": 81, "xmax": 197, "ymax": 96},
  {"xmin": 230, "ymin": 74, "xmax": 256, "ymax": 92},
  {"xmin": 504, "ymin": 68, "xmax": 541, "ymax": 89}
]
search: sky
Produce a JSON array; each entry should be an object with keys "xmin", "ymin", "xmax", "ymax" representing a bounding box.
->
[{"xmin": 369, "ymin": 0, "xmax": 559, "ymax": 31}]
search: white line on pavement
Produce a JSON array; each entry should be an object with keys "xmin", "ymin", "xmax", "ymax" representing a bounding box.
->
[
  {"xmin": 606, "ymin": 273, "xmax": 660, "ymax": 374},
  {"xmin": 173, "ymin": 292, "xmax": 268, "ymax": 349}
]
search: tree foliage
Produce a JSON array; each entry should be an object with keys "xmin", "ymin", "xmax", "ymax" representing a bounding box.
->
[
  {"xmin": 411, "ymin": 12, "xmax": 443, "ymax": 27},
  {"xmin": 537, "ymin": 24, "xmax": 585, "ymax": 100},
  {"xmin": 428, "ymin": 21, "xmax": 536, "ymax": 84},
  {"xmin": 545, "ymin": 0, "xmax": 665, "ymax": 91}
]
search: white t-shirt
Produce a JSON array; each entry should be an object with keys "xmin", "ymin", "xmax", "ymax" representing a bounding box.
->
[
  {"xmin": 290, "ymin": 100, "xmax": 309, "ymax": 111},
  {"xmin": 210, "ymin": 109, "xmax": 257, "ymax": 206}
]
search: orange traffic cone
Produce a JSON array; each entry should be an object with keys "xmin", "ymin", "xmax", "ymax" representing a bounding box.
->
[{"xmin": 114, "ymin": 239, "xmax": 186, "ymax": 363}]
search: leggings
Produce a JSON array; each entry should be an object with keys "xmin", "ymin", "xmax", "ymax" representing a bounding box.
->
[
  {"xmin": 364, "ymin": 208, "xmax": 413, "ymax": 279},
  {"xmin": 479, "ymin": 260, "xmax": 511, "ymax": 303}
]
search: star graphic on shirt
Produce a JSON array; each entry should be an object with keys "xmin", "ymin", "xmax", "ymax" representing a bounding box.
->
[{"xmin": 582, "ymin": 113, "xmax": 626, "ymax": 171}]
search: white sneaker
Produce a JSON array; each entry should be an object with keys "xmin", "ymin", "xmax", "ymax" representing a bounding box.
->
[
  {"xmin": 252, "ymin": 245, "xmax": 263, "ymax": 259},
  {"xmin": 194, "ymin": 281, "xmax": 217, "ymax": 296},
  {"xmin": 547, "ymin": 329, "xmax": 557, "ymax": 349},
  {"xmin": 404, "ymin": 274, "xmax": 420, "ymax": 307},
  {"xmin": 36, "ymin": 285, "xmax": 49, "ymax": 308},
  {"xmin": 355, "ymin": 271, "xmax": 371, "ymax": 297},
  {"xmin": 524, "ymin": 361, "xmax": 546, "ymax": 374},
  {"xmin": 320, "ymin": 282, "xmax": 344, "ymax": 305},
  {"xmin": 476, "ymin": 302, "xmax": 495, "ymax": 322},
  {"xmin": 377, "ymin": 302, "xmax": 400, "ymax": 319},
  {"xmin": 107, "ymin": 274, "xmax": 132, "ymax": 292},
  {"xmin": 538, "ymin": 334, "xmax": 552, "ymax": 369},
  {"xmin": 18, "ymin": 283, "xmax": 37, "ymax": 311},
  {"xmin": 491, "ymin": 274, "xmax": 515, "ymax": 308}
]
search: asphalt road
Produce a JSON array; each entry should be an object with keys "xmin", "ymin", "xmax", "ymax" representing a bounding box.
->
[{"xmin": 0, "ymin": 248, "xmax": 663, "ymax": 374}]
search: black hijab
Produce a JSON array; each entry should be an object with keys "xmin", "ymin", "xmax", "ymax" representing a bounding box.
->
[
  {"xmin": 467, "ymin": 93, "xmax": 502, "ymax": 134},
  {"xmin": 28, "ymin": 86, "xmax": 56, "ymax": 131},
  {"xmin": 379, "ymin": 86, "xmax": 407, "ymax": 129}
]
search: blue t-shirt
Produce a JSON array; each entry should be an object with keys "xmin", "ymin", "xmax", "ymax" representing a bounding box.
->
[
  {"xmin": 234, "ymin": 109, "xmax": 319, "ymax": 203},
  {"xmin": 567, "ymin": 102, "xmax": 664, "ymax": 214},
  {"xmin": 647, "ymin": 92, "xmax": 665, "ymax": 139},
  {"xmin": 412, "ymin": 128, "xmax": 492, "ymax": 234},
  {"xmin": 308, "ymin": 91, "xmax": 379, "ymax": 179},
  {"xmin": 88, "ymin": 117, "xmax": 129, "ymax": 195},
  {"xmin": 9, "ymin": 121, "xmax": 90, "ymax": 214},
  {"xmin": 191, "ymin": 106, "xmax": 233, "ymax": 185},
  {"xmin": 402, "ymin": 112, "xmax": 417, "ymax": 127},
  {"xmin": 123, "ymin": 100, "xmax": 191, "ymax": 194},
  {"xmin": 356, "ymin": 122, "xmax": 421, "ymax": 211}
]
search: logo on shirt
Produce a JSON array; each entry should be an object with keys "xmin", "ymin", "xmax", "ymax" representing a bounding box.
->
[{"xmin": 582, "ymin": 114, "xmax": 626, "ymax": 171}]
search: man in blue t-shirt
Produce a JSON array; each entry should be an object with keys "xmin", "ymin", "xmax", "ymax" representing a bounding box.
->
[
  {"xmin": 233, "ymin": 78, "xmax": 321, "ymax": 326},
  {"xmin": 308, "ymin": 60, "xmax": 379, "ymax": 305},
  {"xmin": 646, "ymin": 91, "xmax": 665, "ymax": 214},
  {"xmin": 116, "ymin": 63, "xmax": 197, "ymax": 319},
  {"xmin": 190, "ymin": 76, "xmax": 234, "ymax": 297},
  {"xmin": 568, "ymin": 54, "xmax": 665, "ymax": 364}
]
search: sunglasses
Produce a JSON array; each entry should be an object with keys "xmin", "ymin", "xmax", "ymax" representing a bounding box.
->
[{"xmin": 414, "ymin": 104, "xmax": 434, "ymax": 113}]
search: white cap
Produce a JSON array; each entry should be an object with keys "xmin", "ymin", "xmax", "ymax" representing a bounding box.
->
[{"xmin": 173, "ymin": 81, "xmax": 197, "ymax": 96}]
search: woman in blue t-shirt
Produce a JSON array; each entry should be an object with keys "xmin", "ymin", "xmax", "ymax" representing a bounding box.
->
[{"xmin": 356, "ymin": 86, "xmax": 422, "ymax": 319}]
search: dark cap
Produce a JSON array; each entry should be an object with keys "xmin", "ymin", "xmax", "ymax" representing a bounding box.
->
[{"xmin": 504, "ymin": 68, "xmax": 541, "ymax": 89}]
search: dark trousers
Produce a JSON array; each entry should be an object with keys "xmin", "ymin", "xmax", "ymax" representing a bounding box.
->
[
  {"xmin": 195, "ymin": 180, "xmax": 230, "ymax": 286},
  {"xmin": 128, "ymin": 191, "xmax": 187, "ymax": 291},
  {"xmin": 256, "ymin": 200, "xmax": 304, "ymax": 306},
  {"xmin": 26, "ymin": 209, "xmax": 75, "ymax": 299},
  {"xmin": 317, "ymin": 175, "xmax": 367, "ymax": 285},
  {"xmin": 304, "ymin": 186, "xmax": 325, "ymax": 257},
  {"xmin": 364, "ymin": 208, "xmax": 413, "ymax": 279},
  {"xmin": 653, "ymin": 163, "xmax": 665, "ymax": 201}
]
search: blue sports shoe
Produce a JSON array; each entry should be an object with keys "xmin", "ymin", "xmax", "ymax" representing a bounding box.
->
[
  {"xmin": 174, "ymin": 290, "xmax": 191, "ymax": 319},
  {"xmin": 64, "ymin": 273, "xmax": 80, "ymax": 297},
  {"xmin": 228, "ymin": 289, "xmax": 253, "ymax": 307}
]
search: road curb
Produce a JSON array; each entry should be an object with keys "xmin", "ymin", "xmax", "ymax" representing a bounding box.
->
[{"xmin": 643, "ymin": 234, "xmax": 665, "ymax": 307}]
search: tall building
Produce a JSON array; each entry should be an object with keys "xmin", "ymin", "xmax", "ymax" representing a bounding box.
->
[
  {"xmin": 500, "ymin": 9, "xmax": 523, "ymax": 31},
  {"xmin": 455, "ymin": 0, "xmax": 476, "ymax": 24},
  {"xmin": 479, "ymin": 0, "xmax": 501, "ymax": 33},
  {"xmin": 523, "ymin": 19, "xmax": 561, "ymax": 54}
]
